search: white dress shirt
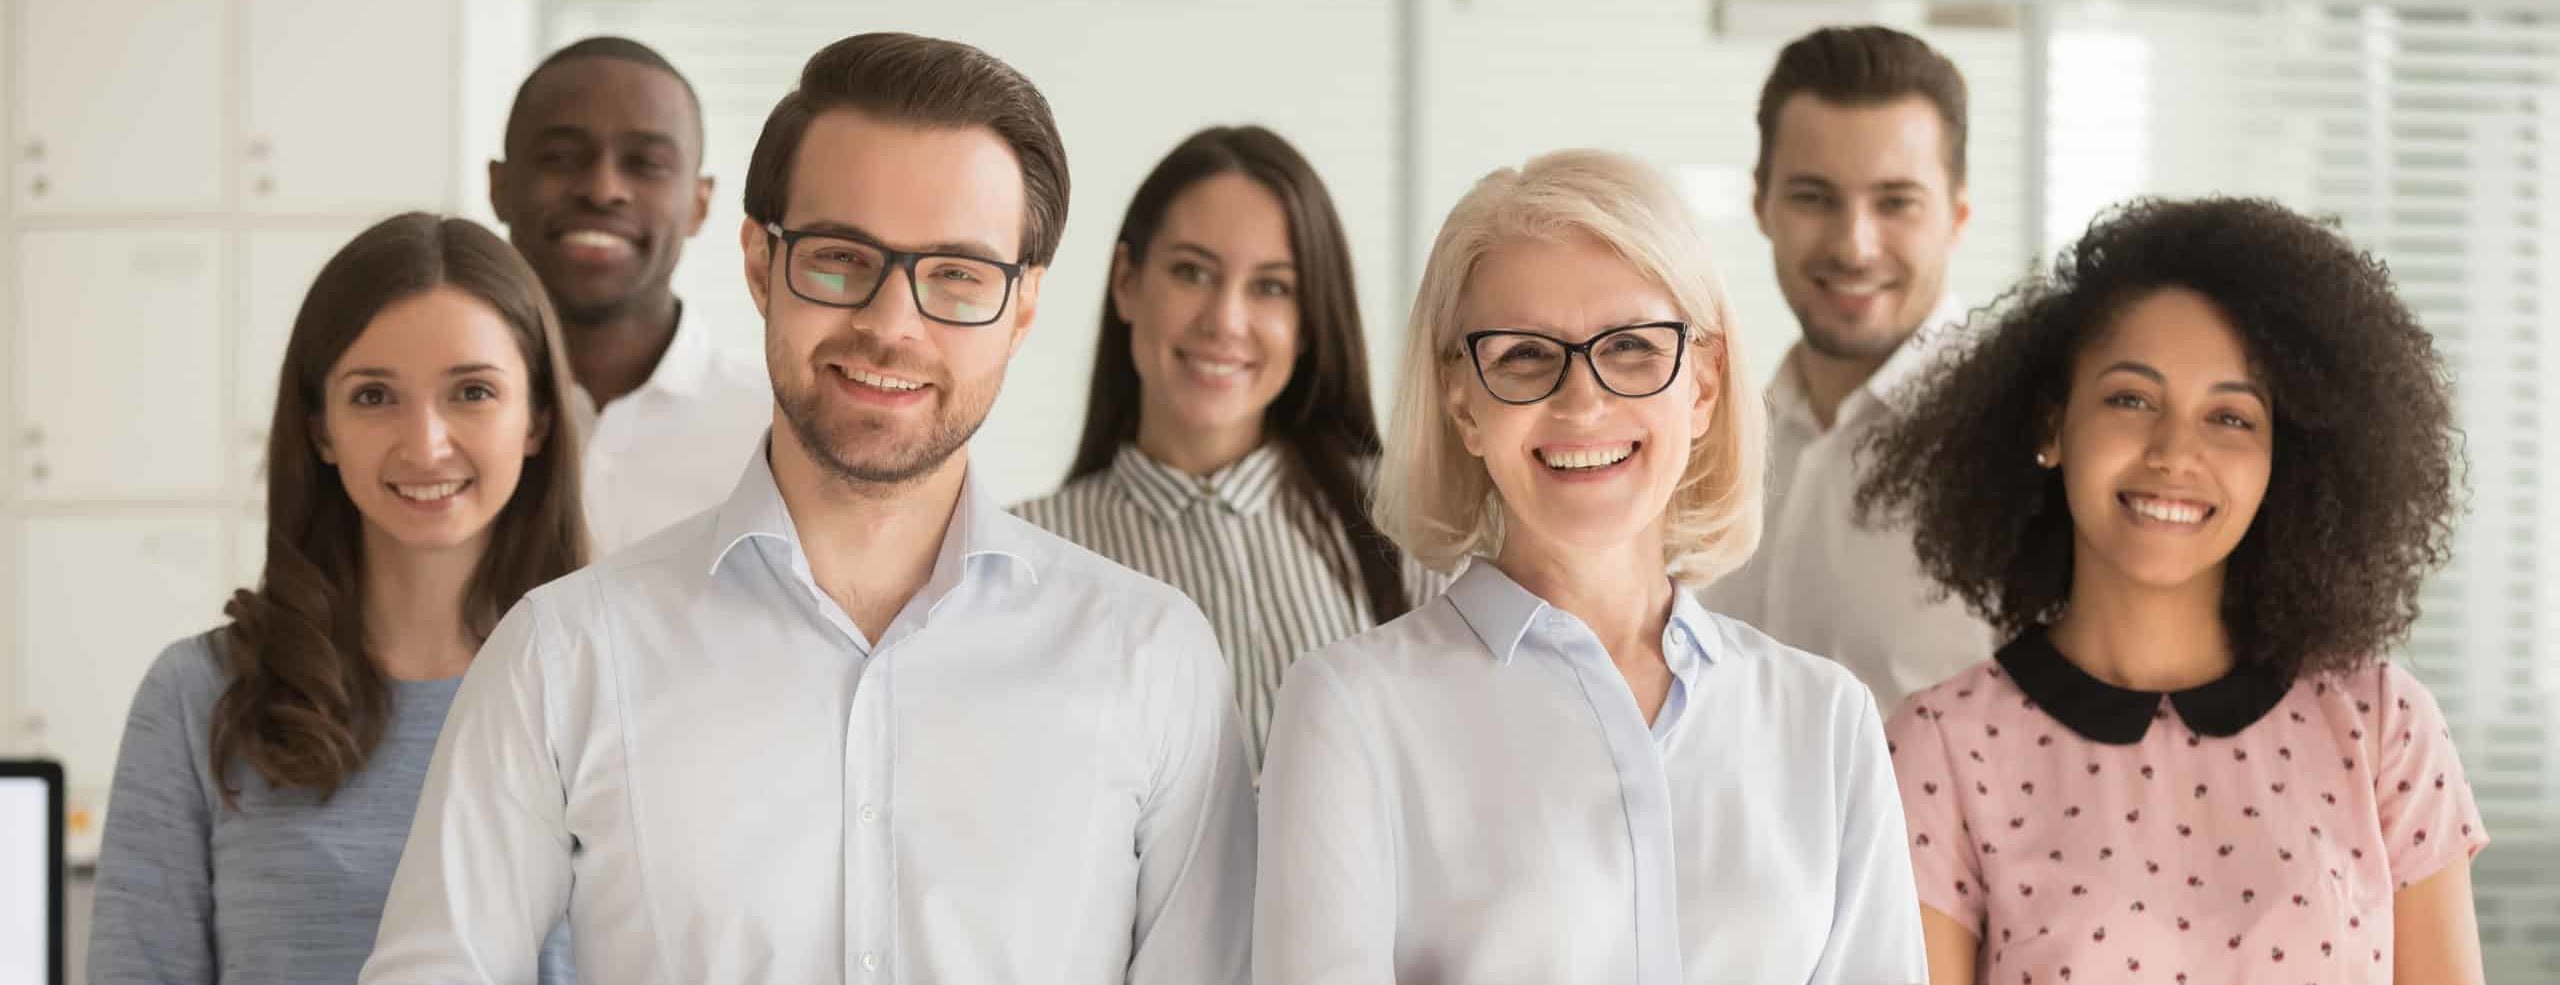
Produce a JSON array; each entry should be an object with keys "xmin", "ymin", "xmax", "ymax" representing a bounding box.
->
[
  {"xmin": 362, "ymin": 441, "xmax": 1257, "ymax": 985},
  {"xmin": 570, "ymin": 305, "xmax": 774, "ymax": 554},
  {"xmin": 1701, "ymin": 296, "xmax": 1997, "ymax": 711},
  {"xmin": 1254, "ymin": 563, "xmax": 1924, "ymax": 985}
]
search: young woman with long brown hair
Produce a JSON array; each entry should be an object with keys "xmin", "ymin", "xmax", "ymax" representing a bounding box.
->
[
  {"xmin": 1014, "ymin": 125, "xmax": 1443, "ymax": 770},
  {"xmin": 86, "ymin": 213, "xmax": 584, "ymax": 983}
]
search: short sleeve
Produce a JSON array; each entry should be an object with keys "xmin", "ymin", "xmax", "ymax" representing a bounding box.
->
[
  {"xmin": 2368, "ymin": 664, "xmax": 2489, "ymax": 891},
  {"xmin": 1885, "ymin": 690, "xmax": 1988, "ymax": 932}
]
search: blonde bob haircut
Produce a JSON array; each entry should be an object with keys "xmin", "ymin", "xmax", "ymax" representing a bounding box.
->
[{"xmin": 1375, "ymin": 148, "xmax": 1766, "ymax": 586}]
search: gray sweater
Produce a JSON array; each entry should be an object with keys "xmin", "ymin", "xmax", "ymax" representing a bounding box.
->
[{"xmin": 87, "ymin": 633, "xmax": 573, "ymax": 984}]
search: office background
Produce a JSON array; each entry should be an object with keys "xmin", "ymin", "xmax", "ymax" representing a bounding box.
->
[{"xmin": 0, "ymin": 0, "xmax": 2551, "ymax": 979}]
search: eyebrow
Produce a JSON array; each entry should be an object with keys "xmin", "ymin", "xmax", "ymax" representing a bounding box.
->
[
  {"xmin": 1165, "ymin": 241, "xmax": 1294, "ymax": 273},
  {"xmin": 791, "ymin": 219, "xmax": 1007, "ymax": 263},
  {"xmin": 335, "ymin": 363, "xmax": 506, "ymax": 382},
  {"xmin": 2097, "ymin": 361, "xmax": 2268, "ymax": 402},
  {"xmin": 529, "ymin": 125, "xmax": 682, "ymax": 150}
]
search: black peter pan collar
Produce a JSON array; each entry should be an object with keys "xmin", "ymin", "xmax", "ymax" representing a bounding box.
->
[{"xmin": 1995, "ymin": 625, "xmax": 2294, "ymax": 745}]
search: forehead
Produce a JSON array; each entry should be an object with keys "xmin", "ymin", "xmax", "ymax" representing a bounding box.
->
[
  {"xmin": 785, "ymin": 109, "xmax": 1028, "ymax": 258},
  {"xmin": 1458, "ymin": 231, "xmax": 1680, "ymax": 337},
  {"xmin": 2078, "ymin": 287, "xmax": 2260, "ymax": 383},
  {"xmin": 1156, "ymin": 172, "xmax": 1292, "ymax": 259},
  {"xmin": 337, "ymin": 287, "xmax": 529, "ymax": 373},
  {"xmin": 1765, "ymin": 94, "xmax": 1955, "ymax": 188},
  {"xmin": 509, "ymin": 57, "xmax": 699, "ymax": 153}
]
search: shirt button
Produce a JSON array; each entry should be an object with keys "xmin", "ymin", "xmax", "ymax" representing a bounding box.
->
[
  {"xmin": 858, "ymin": 804, "xmax": 879, "ymax": 824},
  {"xmin": 862, "ymin": 951, "xmax": 880, "ymax": 971}
]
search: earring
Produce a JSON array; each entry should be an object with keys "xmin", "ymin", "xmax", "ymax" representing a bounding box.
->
[{"xmin": 2034, "ymin": 451, "xmax": 2051, "ymax": 467}]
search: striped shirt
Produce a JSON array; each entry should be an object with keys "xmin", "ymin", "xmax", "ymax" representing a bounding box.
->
[{"xmin": 1012, "ymin": 443, "xmax": 1448, "ymax": 770}]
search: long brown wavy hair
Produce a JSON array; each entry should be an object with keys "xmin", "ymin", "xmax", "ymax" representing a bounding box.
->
[
  {"xmin": 210, "ymin": 212, "xmax": 587, "ymax": 808},
  {"xmin": 1069, "ymin": 125, "xmax": 1410, "ymax": 622}
]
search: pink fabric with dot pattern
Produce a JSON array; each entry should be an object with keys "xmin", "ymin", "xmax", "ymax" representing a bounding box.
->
[{"xmin": 1886, "ymin": 660, "xmax": 2486, "ymax": 984}]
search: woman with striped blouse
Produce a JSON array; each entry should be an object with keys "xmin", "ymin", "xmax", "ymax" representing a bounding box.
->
[{"xmin": 1013, "ymin": 125, "xmax": 1443, "ymax": 769}]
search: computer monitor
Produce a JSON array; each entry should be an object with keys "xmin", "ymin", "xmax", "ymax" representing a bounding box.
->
[{"xmin": 0, "ymin": 761, "xmax": 63, "ymax": 985}]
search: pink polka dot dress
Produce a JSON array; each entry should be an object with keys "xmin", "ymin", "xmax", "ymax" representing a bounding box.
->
[{"xmin": 1885, "ymin": 627, "xmax": 2488, "ymax": 984}]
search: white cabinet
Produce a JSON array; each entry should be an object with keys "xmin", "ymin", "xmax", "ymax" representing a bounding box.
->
[
  {"xmin": 229, "ymin": 514, "xmax": 266, "ymax": 597},
  {"xmin": 16, "ymin": 513, "xmax": 225, "ymax": 797},
  {"xmin": 242, "ymin": 0, "xmax": 457, "ymax": 212},
  {"xmin": 13, "ymin": 0, "xmax": 228, "ymax": 214},
  {"xmin": 14, "ymin": 230, "xmax": 225, "ymax": 499},
  {"xmin": 238, "ymin": 226, "xmax": 364, "ymax": 492}
]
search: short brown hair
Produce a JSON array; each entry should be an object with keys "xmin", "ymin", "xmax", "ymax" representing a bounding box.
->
[
  {"xmin": 1753, "ymin": 25, "xmax": 1968, "ymax": 191},
  {"xmin": 743, "ymin": 32, "xmax": 1069, "ymax": 266}
]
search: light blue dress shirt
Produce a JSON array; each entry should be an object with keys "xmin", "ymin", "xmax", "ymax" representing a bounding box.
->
[
  {"xmin": 363, "ymin": 441, "xmax": 1257, "ymax": 984},
  {"xmin": 1254, "ymin": 562, "xmax": 1924, "ymax": 985}
]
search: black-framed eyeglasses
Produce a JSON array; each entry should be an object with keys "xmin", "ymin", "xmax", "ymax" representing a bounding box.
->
[
  {"xmin": 762, "ymin": 222, "xmax": 1025, "ymax": 327},
  {"xmin": 1462, "ymin": 321, "xmax": 1692, "ymax": 405}
]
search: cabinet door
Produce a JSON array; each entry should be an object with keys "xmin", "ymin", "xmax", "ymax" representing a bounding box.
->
[
  {"xmin": 241, "ymin": 0, "xmax": 457, "ymax": 212},
  {"xmin": 16, "ymin": 513, "xmax": 225, "ymax": 799},
  {"xmin": 237, "ymin": 226, "xmax": 363, "ymax": 492},
  {"xmin": 15, "ymin": 230, "xmax": 225, "ymax": 498},
  {"xmin": 13, "ymin": 0, "xmax": 227, "ymax": 213}
]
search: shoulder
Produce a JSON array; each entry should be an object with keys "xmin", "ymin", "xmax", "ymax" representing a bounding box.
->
[
  {"xmin": 998, "ymin": 511, "xmax": 1201, "ymax": 628},
  {"xmin": 1697, "ymin": 608, "xmax": 1883, "ymax": 718},
  {"xmin": 135, "ymin": 630, "xmax": 231, "ymax": 716},
  {"xmin": 1007, "ymin": 471, "xmax": 1119, "ymax": 530},
  {"xmin": 1885, "ymin": 660, "xmax": 2012, "ymax": 735},
  {"xmin": 1287, "ymin": 597, "xmax": 1477, "ymax": 693}
]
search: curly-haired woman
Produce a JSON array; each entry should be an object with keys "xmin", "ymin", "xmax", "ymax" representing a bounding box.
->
[{"xmin": 1859, "ymin": 197, "xmax": 2486, "ymax": 984}]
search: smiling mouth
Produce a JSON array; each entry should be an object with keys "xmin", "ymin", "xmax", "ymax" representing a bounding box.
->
[
  {"xmin": 390, "ymin": 479, "xmax": 472, "ymax": 502},
  {"xmin": 1536, "ymin": 442, "xmax": 1639, "ymax": 471},
  {"xmin": 2120, "ymin": 492, "xmax": 2215, "ymax": 525},
  {"xmin": 835, "ymin": 365, "xmax": 927, "ymax": 393},
  {"xmin": 1177, "ymin": 350, "xmax": 1256, "ymax": 381}
]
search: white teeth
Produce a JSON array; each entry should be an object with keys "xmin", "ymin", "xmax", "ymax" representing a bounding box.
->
[
  {"xmin": 1181, "ymin": 353, "xmax": 1250, "ymax": 379},
  {"xmin": 2127, "ymin": 495, "xmax": 2208, "ymax": 525},
  {"xmin": 393, "ymin": 481, "xmax": 467, "ymax": 502},
  {"xmin": 561, "ymin": 230, "xmax": 633, "ymax": 251},
  {"xmin": 1539, "ymin": 443, "xmax": 1637, "ymax": 471},
  {"xmin": 848, "ymin": 368, "xmax": 923, "ymax": 392}
]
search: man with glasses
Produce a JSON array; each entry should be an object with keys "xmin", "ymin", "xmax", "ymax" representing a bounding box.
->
[
  {"xmin": 491, "ymin": 37, "xmax": 774, "ymax": 553},
  {"xmin": 364, "ymin": 33, "xmax": 1256, "ymax": 984},
  {"xmin": 1702, "ymin": 25, "xmax": 1996, "ymax": 712}
]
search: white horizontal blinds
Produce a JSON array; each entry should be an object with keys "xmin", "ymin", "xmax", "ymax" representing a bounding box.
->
[{"xmin": 2272, "ymin": 4, "xmax": 2560, "ymax": 975}]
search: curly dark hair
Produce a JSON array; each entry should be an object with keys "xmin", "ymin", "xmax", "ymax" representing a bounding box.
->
[{"xmin": 1856, "ymin": 196, "xmax": 2459, "ymax": 681}]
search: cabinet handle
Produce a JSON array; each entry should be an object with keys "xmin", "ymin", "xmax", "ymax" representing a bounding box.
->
[
  {"xmin": 29, "ymin": 175, "xmax": 46, "ymax": 198},
  {"xmin": 254, "ymin": 175, "xmax": 274, "ymax": 196},
  {"xmin": 23, "ymin": 138, "xmax": 41, "ymax": 161},
  {"xmin": 20, "ymin": 426, "xmax": 39, "ymax": 447},
  {"xmin": 29, "ymin": 460, "xmax": 48, "ymax": 483},
  {"xmin": 246, "ymin": 136, "xmax": 270, "ymax": 159}
]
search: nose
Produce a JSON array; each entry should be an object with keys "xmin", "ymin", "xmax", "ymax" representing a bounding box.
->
[
  {"xmin": 849, "ymin": 259, "xmax": 933, "ymax": 346},
  {"xmin": 398, "ymin": 402, "xmax": 456, "ymax": 466},
  {"xmin": 2143, "ymin": 415, "xmax": 2203, "ymax": 474},
  {"xmin": 1827, "ymin": 203, "xmax": 1882, "ymax": 269},
  {"xmin": 1197, "ymin": 280, "xmax": 1252, "ymax": 340},
  {"xmin": 573, "ymin": 154, "xmax": 632, "ymax": 209},
  {"xmin": 1542, "ymin": 353, "xmax": 1612, "ymax": 423}
]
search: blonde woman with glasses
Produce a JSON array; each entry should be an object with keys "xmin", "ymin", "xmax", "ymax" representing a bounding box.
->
[{"xmin": 1253, "ymin": 149, "xmax": 1924, "ymax": 984}]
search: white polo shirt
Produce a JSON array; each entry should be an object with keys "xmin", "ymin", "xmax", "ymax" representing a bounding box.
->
[
  {"xmin": 569, "ymin": 306, "xmax": 774, "ymax": 555},
  {"xmin": 1701, "ymin": 296, "xmax": 1997, "ymax": 712}
]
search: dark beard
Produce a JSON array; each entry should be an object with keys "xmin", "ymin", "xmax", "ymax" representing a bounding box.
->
[{"xmin": 776, "ymin": 375, "xmax": 984, "ymax": 488}]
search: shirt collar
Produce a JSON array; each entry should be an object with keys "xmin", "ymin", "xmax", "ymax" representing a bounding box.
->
[
  {"xmin": 1444, "ymin": 562, "xmax": 1717, "ymax": 675},
  {"xmin": 1108, "ymin": 442, "xmax": 1288, "ymax": 520},
  {"xmin": 1995, "ymin": 624, "xmax": 2293, "ymax": 745},
  {"xmin": 639, "ymin": 299, "xmax": 716, "ymax": 397},
  {"xmin": 705, "ymin": 435, "xmax": 1039, "ymax": 595}
]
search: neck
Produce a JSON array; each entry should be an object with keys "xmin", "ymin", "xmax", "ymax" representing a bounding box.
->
[
  {"xmin": 565, "ymin": 290, "xmax": 682, "ymax": 409},
  {"xmin": 769, "ymin": 420, "xmax": 967, "ymax": 642},
  {"xmin": 1492, "ymin": 524, "xmax": 1677, "ymax": 662},
  {"xmin": 2047, "ymin": 550, "xmax": 2234, "ymax": 692},
  {"xmin": 1135, "ymin": 409, "xmax": 1263, "ymax": 478},
  {"xmin": 1791, "ymin": 342, "xmax": 1894, "ymax": 431},
  {"xmin": 359, "ymin": 527, "xmax": 485, "ymax": 682}
]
